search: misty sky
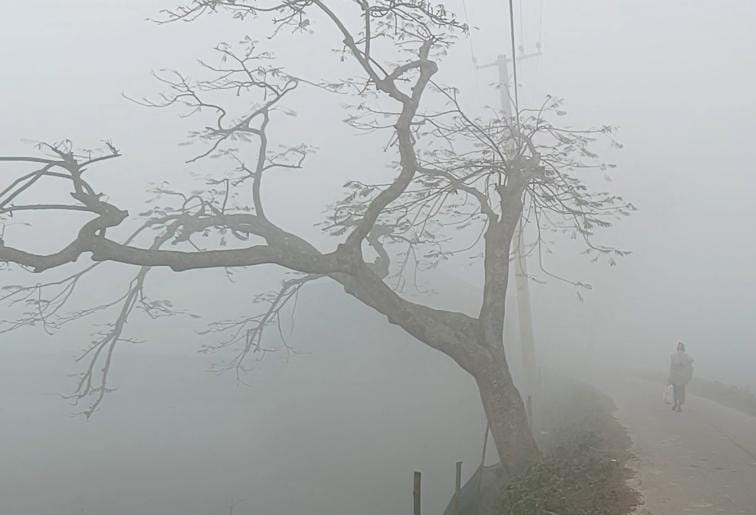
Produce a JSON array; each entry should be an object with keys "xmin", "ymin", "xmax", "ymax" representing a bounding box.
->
[
  {"xmin": 1, "ymin": 1, "xmax": 755, "ymax": 514},
  {"xmin": 3, "ymin": 0, "xmax": 753, "ymax": 380}
]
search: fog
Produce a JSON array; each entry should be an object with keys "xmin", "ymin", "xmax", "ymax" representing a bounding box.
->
[{"xmin": 2, "ymin": 1, "xmax": 755, "ymax": 514}]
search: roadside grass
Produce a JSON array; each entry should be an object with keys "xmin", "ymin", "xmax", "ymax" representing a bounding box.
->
[
  {"xmin": 494, "ymin": 378, "xmax": 639, "ymax": 515},
  {"xmin": 689, "ymin": 378, "xmax": 756, "ymax": 417},
  {"xmin": 640, "ymin": 372, "xmax": 756, "ymax": 418}
]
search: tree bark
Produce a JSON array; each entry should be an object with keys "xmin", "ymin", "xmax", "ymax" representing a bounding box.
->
[
  {"xmin": 332, "ymin": 264, "xmax": 540, "ymax": 471},
  {"xmin": 473, "ymin": 345, "xmax": 540, "ymax": 472}
]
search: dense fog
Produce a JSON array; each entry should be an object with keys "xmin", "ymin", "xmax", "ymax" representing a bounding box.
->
[{"xmin": 2, "ymin": 1, "xmax": 755, "ymax": 514}]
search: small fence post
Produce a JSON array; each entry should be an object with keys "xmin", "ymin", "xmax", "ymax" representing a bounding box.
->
[
  {"xmin": 454, "ymin": 461, "xmax": 462, "ymax": 514},
  {"xmin": 413, "ymin": 471, "xmax": 422, "ymax": 515}
]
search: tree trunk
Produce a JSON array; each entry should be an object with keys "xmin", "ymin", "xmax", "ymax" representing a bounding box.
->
[
  {"xmin": 334, "ymin": 262, "xmax": 541, "ymax": 471},
  {"xmin": 474, "ymin": 348, "xmax": 540, "ymax": 472}
]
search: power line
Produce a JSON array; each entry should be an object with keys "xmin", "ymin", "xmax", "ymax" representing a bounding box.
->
[
  {"xmin": 461, "ymin": 0, "xmax": 484, "ymax": 99},
  {"xmin": 538, "ymin": 0, "xmax": 544, "ymax": 50},
  {"xmin": 507, "ymin": 0, "xmax": 520, "ymax": 128},
  {"xmin": 462, "ymin": 0, "xmax": 476, "ymax": 62},
  {"xmin": 519, "ymin": 0, "xmax": 525, "ymax": 52}
]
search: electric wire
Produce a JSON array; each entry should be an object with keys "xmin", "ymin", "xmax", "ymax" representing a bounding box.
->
[
  {"xmin": 538, "ymin": 0, "xmax": 544, "ymax": 50},
  {"xmin": 461, "ymin": 0, "xmax": 483, "ymax": 98},
  {"xmin": 507, "ymin": 0, "xmax": 521, "ymax": 128},
  {"xmin": 519, "ymin": 0, "xmax": 525, "ymax": 52}
]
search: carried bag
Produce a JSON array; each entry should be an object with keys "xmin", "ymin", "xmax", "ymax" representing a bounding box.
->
[{"xmin": 663, "ymin": 384, "xmax": 674, "ymax": 405}]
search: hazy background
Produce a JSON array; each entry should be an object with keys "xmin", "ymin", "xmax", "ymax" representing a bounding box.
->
[{"xmin": 1, "ymin": 1, "xmax": 755, "ymax": 514}]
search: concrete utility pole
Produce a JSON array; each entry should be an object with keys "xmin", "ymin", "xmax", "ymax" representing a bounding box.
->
[{"xmin": 476, "ymin": 52, "xmax": 539, "ymax": 398}]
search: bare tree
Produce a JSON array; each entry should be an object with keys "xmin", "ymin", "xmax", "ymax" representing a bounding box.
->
[{"xmin": 0, "ymin": 1, "xmax": 632, "ymax": 471}]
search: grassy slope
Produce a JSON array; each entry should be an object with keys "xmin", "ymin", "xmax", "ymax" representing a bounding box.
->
[
  {"xmin": 639, "ymin": 371, "xmax": 756, "ymax": 418},
  {"xmin": 495, "ymin": 377, "xmax": 639, "ymax": 515}
]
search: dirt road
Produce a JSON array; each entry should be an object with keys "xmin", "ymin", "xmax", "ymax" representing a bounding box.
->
[{"xmin": 592, "ymin": 373, "xmax": 756, "ymax": 515}]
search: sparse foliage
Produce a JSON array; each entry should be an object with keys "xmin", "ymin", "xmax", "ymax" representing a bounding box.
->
[{"xmin": 0, "ymin": 1, "xmax": 631, "ymax": 469}]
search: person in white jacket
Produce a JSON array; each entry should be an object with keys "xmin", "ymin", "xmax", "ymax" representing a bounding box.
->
[{"xmin": 668, "ymin": 342, "xmax": 694, "ymax": 412}]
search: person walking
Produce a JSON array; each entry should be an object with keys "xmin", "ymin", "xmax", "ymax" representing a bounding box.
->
[{"xmin": 668, "ymin": 342, "xmax": 694, "ymax": 412}]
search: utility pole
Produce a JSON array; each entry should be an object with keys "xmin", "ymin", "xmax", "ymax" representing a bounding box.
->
[{"xmin": 476, "ymin": 51, "xmax": 540, "ymax": 398}]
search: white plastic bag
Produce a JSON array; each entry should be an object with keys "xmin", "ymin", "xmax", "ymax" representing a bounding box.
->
[{"xmin": 663, "ymin": 384, "xmax": 674, "ymax": 405}]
